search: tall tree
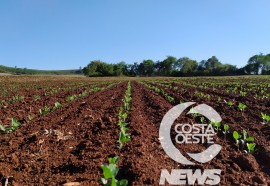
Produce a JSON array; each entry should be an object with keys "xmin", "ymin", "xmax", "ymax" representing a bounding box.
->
[
  {"xmin": 247, "ymin": 54, "xmax": 264, "ymax": 74},
  {"xmin": 176, "ymin": 57, "xmax": 198, "ymax": 75},
  {"xmin": 139, "ymin": 60, "xmax": 155, "ymax": 76},
  {"xmin": 205, "ymin": 56, "xmax": 222, "ymax": 71},
  {"xmin": 161, "ymin": 56, "xmax": 177, "ymax": 76},
  {"xmin": 113, "ymin": 61, "xmax": 126, "ymax": 76}
]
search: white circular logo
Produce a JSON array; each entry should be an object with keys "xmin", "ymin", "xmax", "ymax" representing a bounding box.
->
[{"xmin": 159, "ymin": 102, "xmax": 222, "ymax": 165}]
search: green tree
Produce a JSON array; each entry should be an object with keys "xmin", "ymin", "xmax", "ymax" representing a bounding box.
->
[
  {"xmin": 247, "ymin": 54, "xmax": 264, "ymax": 74},
  {"xmin": 176, "ymin": 57, "xmax": 198, "ymax": 75},
  {"xmin": 138, "ymin": 60, "xmax": 155, "ymax": 76},
  {"xmin": 113, "ymin": 62, "xmax": 126, "ymax": 76},
  {"xmin": 205, "ymin": 56, "xmax": 222, "ymax": 71},
  {"xmin": 83, "ymin": 60, "xmax": 114, "ymax": 76},
  {"xmin": 261, "ymin": 54, "xmax": 270, "ymax": 74},
  {"xmin": 161, "ymin": 56, "xmax": 177, "ymax": 76}
]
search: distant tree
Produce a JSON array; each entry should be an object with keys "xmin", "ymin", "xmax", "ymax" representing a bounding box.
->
[
  {"xmin": 137, "ymin": 60, "xmax": 155, "ymax": 76},
  {"xmin": 176, "ymin": 57, "xmax": 198, "ymax": 75},
  {"xmin": 245, "ymin": 53, "xmax": 270, "ymax": 75},
  {"xmin": 216, "ymin": 64, "xmax": 237, "ymax": 75},
  {"xmin": 205, "ymin": 56, "xmax": 222, "ymax": 71},
  {"xmin": 154, "ymin": 61, "xmax": 163, "ymax": 75},
  {"xmin": 161, "ymin": 56, "xmax": 177, "ymax": 76},
  {"xmin": 246, "ymin": 54, "xmax": 264, "ymax": 74},
  {"xmin": 127, "ymin": 62, "xmax": 139, "ymax": 76},
  {"xmin": 113, "ymin": 62, "xmax": 126, "ymax": 76},
  {"xmin": 261, "ymin": 54, "xmax": 270, "ymax": 74},
  {"xmin": 83, "ymin": 60, "xmax": 114, "ymax": 76}
]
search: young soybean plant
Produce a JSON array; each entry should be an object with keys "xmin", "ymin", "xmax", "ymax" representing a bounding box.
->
[
  {"xmin": 240, "ymin": 130, "xmax": 254, "ymax": 150},
  {"xmin": 222, "ymin": 124, "xmax": 229, "ymax": 139},
  {"xmin": 261, "ymin": 112, "xmax": 270, "ymax": 124},
  {"xmin": 54, "ymin": 101, "xmax": 62, "ymax": 109},
  {"xmin": 233, "ymin": 131, "xmax": 241, "ymax": 145},
  {"xmin": 210, "ymin": 121, "xmax": 221, "ymax": 133},
  {"xmin": 238, "ymin": 103, "xmax": 247, "ymax": 112},
  {"xmin": 101, "ymin": 156, "xmax": 128, "ymax": 186},
  {"xmin": 246, "ymin": 143, "xmax": 256, "ymax": 154},
  {"xmin": 226, "ymin": 100, "xmax": 234, "ymax": 108},
  {"xmin": 0, "ymin": 118, "xmax": 20, "ymax": 133}
]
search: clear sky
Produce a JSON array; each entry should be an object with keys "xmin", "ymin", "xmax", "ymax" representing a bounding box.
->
[{"xmin": 0, "ymin": 1, "xmax": 269, "ymax": 70}]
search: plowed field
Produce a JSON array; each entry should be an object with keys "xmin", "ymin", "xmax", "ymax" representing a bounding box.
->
[{"xmin": 0, "ymin": 76, "xmax": 269, "ymax": 185}]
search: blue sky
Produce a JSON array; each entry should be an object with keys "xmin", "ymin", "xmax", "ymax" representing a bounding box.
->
[{"xmin": 0, "ymin": 1, "xmax": 269, "ymax": 70}]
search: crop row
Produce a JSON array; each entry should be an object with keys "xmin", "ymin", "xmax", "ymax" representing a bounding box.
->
[
  {"xmin": 0, "ymin": 82, "xmax": 120, "ymax": 135},
  {"xmin": 148, "ymin": 80, "xmax": 270, "ymax": 124},
  {"xmin": 100, "ymin": 81, "xmax": 132, "ymax": 186}
]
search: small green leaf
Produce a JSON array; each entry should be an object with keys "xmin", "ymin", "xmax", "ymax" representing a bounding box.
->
[
  {"xmin": 246, "ymin": 136, "xmax": 254, "ymax": 142},
  {"xmin": 233, "ymin": 131, "xmax": 241, "ymax": 140},
  {"xmin": 109, "ymin": 156, "xmax": 119, "ymax": 164},
  {"xmin": 101, "ymin": 165, "xmax": 113, "ymax": 179},
  {"xmin": 214, "ymin": 122, "xmax": 221, "ymax": 128},
  {"xmin": 242, "ymin": 130, "xmax": 247, "ymax": 140},
  {"xmin": 247, "ymin": 143, "xmax": 256, "ymax": 153},
  {"xmin": 117, "ymin": 179, "xmax": 128, "ymax": 186},
  {"xmin": 0, "ymin": 125, "xmax": 6, "ymax": 132},
  {"xmin": 223, "ymin": 124, "xmax": 229, "ymax": 131},
  {"xmin": 108, "ymin": 164, "xmax": 119, "ymax": 177},
  {"xmin": 111, "ymin": 177, "xmax": 117, "ymax": 186},
  {"xmin": 100, "ymin": 178, "xmax": 108, "ymax": 185}
]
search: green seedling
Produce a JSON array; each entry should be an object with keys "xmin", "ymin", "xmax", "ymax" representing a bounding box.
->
[
  {"xmin": 226, "ymin": 100, "xmax": 234, "ymax": 107},
  {"xmin": 233, "ymin": 131, "xmax": 241, "ymax": 144},
  {"xmin": 261, "ymin": 112, "xmax": 270, "ymax": 124},
  {"xmin": 119, "ymin": 112, "xmax": 128, "ymax": 123},
  {"xmin": 39, "ymin": 106, "xmax": 51, "ymax": 116},
  {"xmin": 10, "ymin": 118, "xmax": 20, "ymax": 132},
  {"xmin": 34, "ymin": 95, "xmax": 40, "ymax": 100},
  {"xmin": 167, "ymin": 95, "xmax": 175, "ymax": 103},
  {"xmin": 240, "ymin": 91, "xmax": 247, "ymax": 97},
  {"xmin": 0, "ymin": 124, "xmax": 5, "ymax": 133},
  {"xmin": 238, "ymin": 103, "xmax": 247, "ymax": 112},
  {"xmin": 223, "ymin": 124, "xmax": 229, "ymax": 139},
  {"xmin": 28, "ymin": 115, "xmax": 33, "ymax": 121},
  {"xmin": 54, "ymin": 102, "xmax": 62, "ymax": 108},
  {"xmin": 100, "ymin": 156, "xmax": 128, "ymax": 186},
  {"xmin": 118, "ymin": 126, "xmax": 130, "ymax": 149},
  {"xmin": 240, "ymin": 130, "xmax": 254, "ymax": 148},
  {"xmin": 210, "ymin": 121, "xmax": 221, "ymax": 132},
  {"xmin": 246, "ymin": 143, "xmax": 256, "ymax": 154},
  {"xmin": 189, "ymin": 107, "xmax": 201, "ymax": 118},
  {"xmin": 200, "ymin": 117, "xmax": 206, "ymax": 123},
  {"xmin": 66, "ymin": 95, "xmax": 77, "ymax": 102},
  {"xmin": 0, "ymin": 118, "xmax": 20, "ymax": 133},
  {"xmin": 214, "ymin": 122, "xmax": 221, "ymax": 131}
]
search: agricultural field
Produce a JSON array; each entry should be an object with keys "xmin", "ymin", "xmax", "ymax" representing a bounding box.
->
[{"xmin": 0, "ymin": 75, "xmax": 270, "ymax": 185}]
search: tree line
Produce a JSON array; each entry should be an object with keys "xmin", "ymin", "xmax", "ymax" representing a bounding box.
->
[
  {"xmin": 83, "ymin": 53, "xmax": 270, "ymax": 77},
  {"xmin": 0, "ymin": 65, "xmax": 82, "ymax": 75}
]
